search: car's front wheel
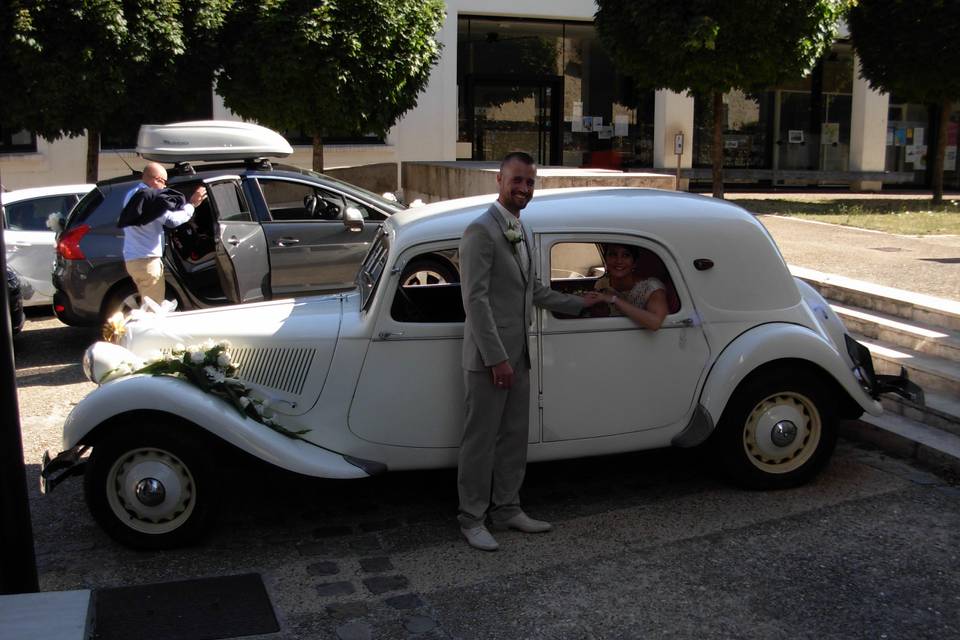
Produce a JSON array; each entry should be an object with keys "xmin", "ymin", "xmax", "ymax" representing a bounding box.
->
[
  {"xmin": 84, "ymin": 421, "xmax": 218, "ymax": 549},
  {"xmin": 711, "ymin": 368, "xmax": 837, "ymax": 489}
]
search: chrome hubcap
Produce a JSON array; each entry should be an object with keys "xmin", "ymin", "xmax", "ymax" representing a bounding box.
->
[
  {"xmin": 770, "ymin": 420, "xmax": 798, "ymax": 447},
  {"xmin": 135, "ymin": 478, "xmax": 166, "ymax": 506}
]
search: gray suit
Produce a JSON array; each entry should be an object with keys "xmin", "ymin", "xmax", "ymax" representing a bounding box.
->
[{"xmin": 458, "ymin": 205, "xmax": 583, "ymax": 528}]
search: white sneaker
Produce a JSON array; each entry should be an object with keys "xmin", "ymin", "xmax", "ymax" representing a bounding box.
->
[
  {"xmin": 493, "ymin": 512, "xmax": 552, "ymax": 533},
  {"xmin": 461, "ymin": 525, "xmax": 499, "ymax": 551}
]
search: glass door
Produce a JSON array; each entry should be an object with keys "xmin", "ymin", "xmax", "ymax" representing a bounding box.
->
[{"xmin": 466, "ymin": 75, "xmax": 561, "ymax": 165}]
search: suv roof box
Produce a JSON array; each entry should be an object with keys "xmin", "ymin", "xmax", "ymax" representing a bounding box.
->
[{"xmin": 137, "ymin": 120, "xmax": 293, "ymax": 162}]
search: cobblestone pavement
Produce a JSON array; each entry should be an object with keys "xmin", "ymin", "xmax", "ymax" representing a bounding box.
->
[{"xmin": 13, "ymin": 313, "xmax": 960, "ymax": 640}]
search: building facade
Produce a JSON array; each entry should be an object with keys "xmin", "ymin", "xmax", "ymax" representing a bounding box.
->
[{"xmin": 2, "ymin": 0, "xmax": 957, "ymax": 191}]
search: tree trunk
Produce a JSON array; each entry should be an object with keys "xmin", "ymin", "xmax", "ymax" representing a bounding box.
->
[
  {"xmin": 932, "ymin": 98, "xmax": 949, "ymax": 204},
  {"xmin": 312, "ymin": 133, "xmax": 324, "ymax": 173},
  {"xmin": 712, "ymin": 91, "xmax": 724, "ymax": 199},
  {"xmin": 86, "ymin": 129, "xmax": 100, "ymax": 184}
]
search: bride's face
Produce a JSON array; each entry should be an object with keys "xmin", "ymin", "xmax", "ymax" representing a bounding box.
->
[{"xmin": 604, "ymin": 245, "xmax": 635, "ymax": 279}]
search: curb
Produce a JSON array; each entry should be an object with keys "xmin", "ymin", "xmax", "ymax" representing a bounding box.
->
[{"xmin": 841, "ymin": 416, "xmax": 960, "ymax": 480}]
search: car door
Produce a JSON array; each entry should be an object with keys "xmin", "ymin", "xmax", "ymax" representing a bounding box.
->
[
  {"xmin": 348, "ymin": 242, "xmax": 469, "ymax": 448},
  {"xmin": 537, "ymin": 235, "xmax": 711, "ymax": 442},
  {"xmin": 3, "ymin": 193, "xmax": 80, "ymax": 303},
  {"xmin": 254, "ymin": 177, "xmax": 384, "ymax": 296},
  {"xmin": 205, "ymin": 177, "xmax": 269, "ymax": 304}
]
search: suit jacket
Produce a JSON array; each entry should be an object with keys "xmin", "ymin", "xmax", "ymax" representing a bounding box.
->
[{"xmin": 460, "ymin": 205, "xmax": 583, "ymax": 372}]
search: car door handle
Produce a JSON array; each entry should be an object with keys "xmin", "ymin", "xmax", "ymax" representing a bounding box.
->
[
  {"xmin": 662, "ymin": 316, "xmax": 700, "ymax": 329},
  {"xmin": 276, "ymin": 237, "xmax": 300, "ymax": 247},
  {"xmin": 227, "ymin": 235, "xmax": 240, "ymax": 247}
]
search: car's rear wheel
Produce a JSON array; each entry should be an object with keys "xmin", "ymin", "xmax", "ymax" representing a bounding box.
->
[
  {"xmin": 84, "ymin": 421, "xmax": 218, "ymax": 549},
  {"xmin": 711, "ymin": 368, "xmax": 837, "ymax": 489},
  {"xmin": 401, "ymin": 257, "xmax": 459, "ymax": 287}
]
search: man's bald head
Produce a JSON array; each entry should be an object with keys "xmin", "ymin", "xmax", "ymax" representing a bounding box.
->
[{"xmin": 142, "ymin": 162, "xmax": 168, "ymax": 189}]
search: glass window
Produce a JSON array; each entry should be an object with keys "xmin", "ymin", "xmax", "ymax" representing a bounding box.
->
[
  {"xmin": 886, "ymin": 99, "xmax": 933, "ymax": 182},
  {"xmin": 209, "ymin": 182, "xmax": 252, "ymax": 222},
  {"xmin": 259, "ymin": 180, "xmax": 347, "ymax": 222},
  {"xmin": 4, "ymin": 195, "xmax": 80, "ymax": 231},
  {"xmin": 0, "ymin": 128, "xmax": 37, "ymax": 154},
  {"xmin": 549, "ymin": 241, "xmax": 680, "ymax": 318},
  {"xmin": 694, "ymin": 90, "xmax": 773, "ymax": 170},
  {"xmin": 390, "ymin": 249, "xmax": 463, "ymax": 323}
]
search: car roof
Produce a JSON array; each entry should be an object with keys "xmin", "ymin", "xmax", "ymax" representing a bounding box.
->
[
  {"xmin": 387, "ymin": 187, "xmax": 800, "ymax": 312},
  {"xmin": 1, "ymin": 184, "xmax": 95, "ymax": 204}
]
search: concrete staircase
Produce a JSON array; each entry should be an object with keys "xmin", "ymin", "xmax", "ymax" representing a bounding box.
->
[{"xmin": 791, "ymin": 266, "xmax": 960, "ymax": 474}]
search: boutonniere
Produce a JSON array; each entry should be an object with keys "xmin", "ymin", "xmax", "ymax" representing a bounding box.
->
[{"xmin": 504, "ymin": 221, "xmax": 523, "ymax": 247}]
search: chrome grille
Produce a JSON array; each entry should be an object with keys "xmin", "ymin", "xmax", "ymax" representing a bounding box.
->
[{"xmin": 230, "ymin": 347, "xmax": 316, "ymax": 396}]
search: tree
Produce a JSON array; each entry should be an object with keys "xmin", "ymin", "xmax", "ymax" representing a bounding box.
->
[
  {"xmin": 216, "ymin": 0, "xmax": 445, "ymax": 172},
  {"xmin": 8, "ymin": 1, "xmax": 226, "ymax": 182},
  {"xmin": 595, "ymin": 0, "xmax": 846, "ymax": 198},
  {"xmin": 848, "ymin": 1, "xmax": 960, "ymax": 203}
]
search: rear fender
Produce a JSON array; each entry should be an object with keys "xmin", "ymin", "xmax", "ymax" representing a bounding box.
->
[
  {"xmin": 699, "ymin": 323, "xmax": 882, "ymax": 426},
  {"xmin": 64, "ymin": 375, "xmax": 369, "ymax": 479}
]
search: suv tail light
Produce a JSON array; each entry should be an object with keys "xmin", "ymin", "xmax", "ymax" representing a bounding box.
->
[{"xmin": 57, "ymin": 224, "xmax": 90, "ymax": 260}]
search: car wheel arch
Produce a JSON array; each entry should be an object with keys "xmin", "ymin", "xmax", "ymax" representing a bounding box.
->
[{"xmin": 698, "ymin": 323, "xmax": 877, "ymax": 429}]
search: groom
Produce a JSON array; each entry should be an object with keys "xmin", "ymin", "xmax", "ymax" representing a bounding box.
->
[{"xmin": 457, "ymin": 151, "xmax": 602, "ymax": 551}]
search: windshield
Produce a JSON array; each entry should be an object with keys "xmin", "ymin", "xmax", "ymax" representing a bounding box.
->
[
  {"xmin": 301, "ymin": 169, "xmax": 407, "ymax": 214},
  {"xmin": 357, "ymin": 227, "xmax": 390, "ymax": 308}
]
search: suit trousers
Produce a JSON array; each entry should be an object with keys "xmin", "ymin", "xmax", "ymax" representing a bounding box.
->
[
  {"xmin": 125, "ymin": 257, "xmax": 165, "ymax": 306},
  {"xmin": 457, "ymin": 366, "xmax": 530, "ymax": 529}
]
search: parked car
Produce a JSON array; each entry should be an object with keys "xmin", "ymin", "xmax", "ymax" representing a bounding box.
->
[
  {"xmin": 6, "ymin": 266, "xmax": 25, "ymax": 334},
  {"xmin": 41, "ymin": 187, "xmax": 920, "ymax": 549},
  {"xmin": 2, "ymin": 184, "xmax": 94, "ymax": 307},
  {"xmin": 51, "ymin": 121, "xmax": 441, "ymax": 327}
]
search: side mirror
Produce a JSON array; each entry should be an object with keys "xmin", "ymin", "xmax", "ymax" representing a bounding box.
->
[{"xmin": 343, "ymin": 206, "xmax": 364, "ymax": 233}]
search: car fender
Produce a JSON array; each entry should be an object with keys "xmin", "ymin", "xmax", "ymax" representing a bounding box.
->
[
  {"xmin": 699, "ymin": 323, "xmax": 882, "ymax": 426},
  {"xmin": 63, "ymin": 375, "xmax": 370, "ymax": 479}
]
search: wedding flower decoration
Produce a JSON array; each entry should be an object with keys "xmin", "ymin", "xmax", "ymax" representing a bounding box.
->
[
  {"xmin": 101, "ymin": 340, "xmax": 311, "ymax": 442},
  {"xmin": 504, "ymin": 221, "xmax": 523, "ymax": 251}
]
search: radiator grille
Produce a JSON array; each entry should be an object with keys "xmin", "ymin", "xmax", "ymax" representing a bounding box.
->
[{"xmin": 231, "ymin": 347, "xmax": 316, "ymax": 396}]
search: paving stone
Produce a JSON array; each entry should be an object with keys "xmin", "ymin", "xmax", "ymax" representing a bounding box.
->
[
  {"xmin": 307, "ymin": 560, "xmax": 340, "ymax": 576},
  {"xmin": 326, "ymin": 601, "xmax": 369, "ymax": 620},
  {"xmin": 349, "ymin": 536, "xmax": 384, "ymax": 553},
  {"xmin": 363, "ymin": 575, "xmax": 409, "ymax": 595},
  {"xmin": 358, "ymin": 518, "xmax": 401, "ymax": 532},
  {"xmin": 297, "ymin": 542, "xmax": 329, "ymax": 557},
  {"xmin": 359, "ymin": 557, "xmax": 394, "ymax": 573},
  {"xmin": 314, "ymin": 525, "xmax": 353, "ymax": 538},
  {"xmin": 383, "ymin": 593, "xmax": 425, "ymax": 610},
  {"xmin": 336, "ymin": 621, "xmax": 372, "ymax": 640},
  {"xmin": 316, "ymin": 581, "xmax": 356, "ymax": 597},
  {"xmin": 403, "ymin": 615, "xmax": 437, "ymax": 634}
]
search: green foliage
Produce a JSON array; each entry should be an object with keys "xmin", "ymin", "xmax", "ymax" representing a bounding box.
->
[
  {"xmin": 848, "ymin": 0, "xmax": 960, "ymax": 103},
  {"xmin": 6, "ymin": 1, "xmax": 230, "ymax": 142},
  {"xmin": 595, "ymin": 0, "xmax": 847, "ymax": 95},
  {"xmin": 216, "ymin": 0, "xmax": 444, "ymax": 139}
]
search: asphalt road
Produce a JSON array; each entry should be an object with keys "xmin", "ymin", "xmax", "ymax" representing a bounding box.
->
[{"xmin": 12, "ymin": 311, "xmax": 960, "ymax": 639}]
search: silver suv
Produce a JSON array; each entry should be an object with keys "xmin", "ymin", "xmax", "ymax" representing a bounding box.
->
[{"xmin": 52, "ymin": 162, "xmax": 451, "ymax": 326}]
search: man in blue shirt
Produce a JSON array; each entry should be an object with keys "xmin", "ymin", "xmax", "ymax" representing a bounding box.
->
[{"xmin": 119, "ymin": 162, "xmax": 207, "ymax": 306}]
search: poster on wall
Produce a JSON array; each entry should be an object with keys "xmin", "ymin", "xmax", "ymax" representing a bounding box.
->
[
  {"xmin": 614, "ymin": 115, "xmax": 629, "ymax": 137},
  {"xmin": 946, "ymin": 147, "xmax": 957, "ymax": 172},
  {"xmin": 597, "ymin": 125, "xmax": 613, "ymax": 140},
  {"xmin": 788, "ymin": 130, "xmax": 804, "ymax": 144},
  {"xmin": 821, "ymin": 122, "xmax": 840, "ymax": 145},
  {"xmin": 894, "ymin": 128, "xmax": 907, "ymax": 146},
  {"xmin": 914, "ymin": 127, "xmax": 924, "ymax": 146}
]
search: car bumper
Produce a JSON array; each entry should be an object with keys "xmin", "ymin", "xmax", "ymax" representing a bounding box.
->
[{"xmin": 845, "ymin": 335, "xmax": 925, "ymax": 405}]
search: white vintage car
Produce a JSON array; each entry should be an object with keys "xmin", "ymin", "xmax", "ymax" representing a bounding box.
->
[{"xmin": 42, "ymin": 187, "xmax": 919, "ymax": 548}]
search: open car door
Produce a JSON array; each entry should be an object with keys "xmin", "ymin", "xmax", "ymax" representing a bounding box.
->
[{"xmin": 205, "ymin": 177, "xmax": 270, "ymax": 304}]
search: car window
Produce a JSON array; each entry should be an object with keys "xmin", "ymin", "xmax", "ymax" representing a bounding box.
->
[
  {"xmin": 4, "ymin": 194, "xmax": 79, "ymax": 231},
  {"xmin": 549, "ymin": 241, "xmax": 681, "ymax": 317},
  {"xmin": 390, "ymin": 249, "xmax": 463, "ymax": 323},
  {"xmin": 209, "ymin": 182, "xmax": 252, "ymax": 222},
  {"xmin": 259, "ymin": 179, "xmax": 348, "ymax": 222}
]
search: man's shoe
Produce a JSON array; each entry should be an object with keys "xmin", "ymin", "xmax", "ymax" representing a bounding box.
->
[
  {"xmin": 461, "ymin": 525, "xmax": 499, "ymax": 551},
  {"xmin": 493, "ymin": 512, "xmax": 552, "ymax": 533}
]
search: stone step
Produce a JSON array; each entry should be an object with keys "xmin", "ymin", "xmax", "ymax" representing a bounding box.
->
[
  {"xmin": 835, "ymin": 304, "xmax": 960, "ymax": 362},
  {"xmin": 857, "ymin": 335, "xmax": 960, "ymax": 396},
  {"xmin": 843, "ymin": 411, "xmax": 960, "ymax": 477},
  {"xmin": 881, "ymin": 388, "xmax": 960, "ymax": 438},
  {"xmin": 791, "ymin": 265, "xmax": 960, "ymax": 332}
]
